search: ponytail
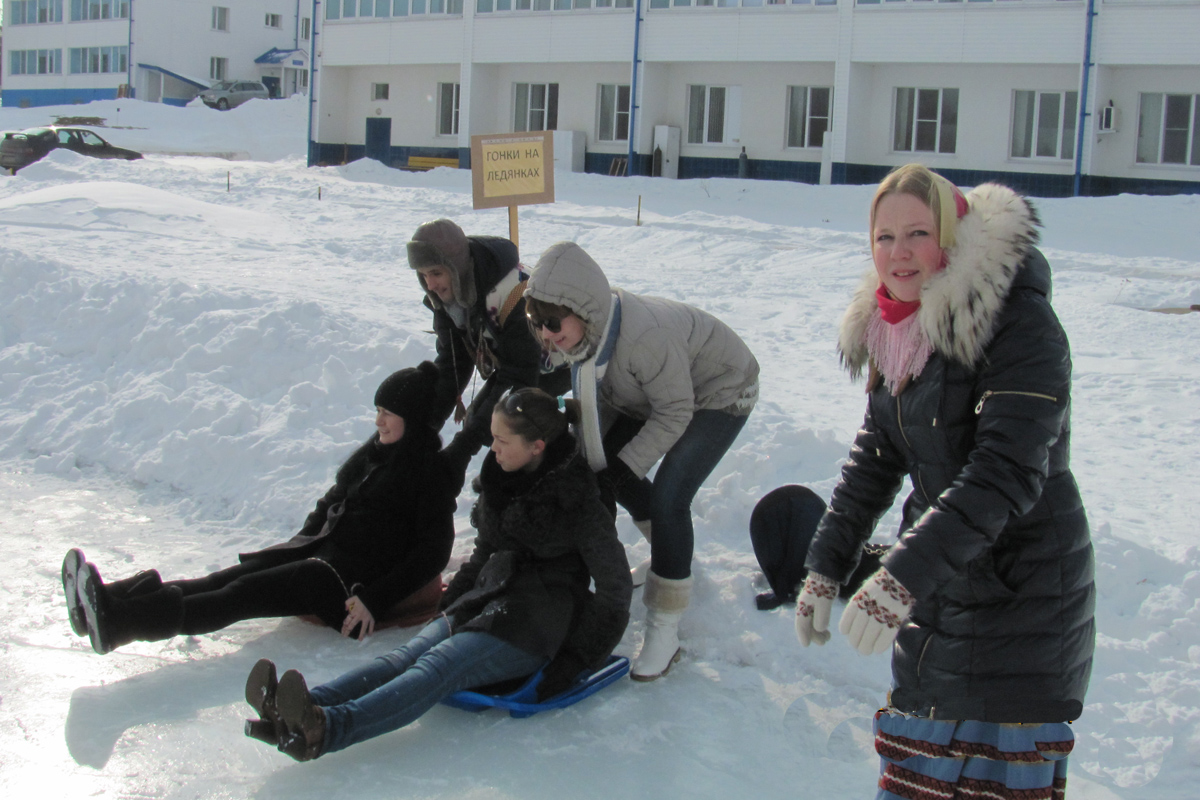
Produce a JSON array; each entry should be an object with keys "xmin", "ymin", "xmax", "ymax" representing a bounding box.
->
[{"xmin": 494, "ymin": 388, "xmax": 575, "ymax": 445}]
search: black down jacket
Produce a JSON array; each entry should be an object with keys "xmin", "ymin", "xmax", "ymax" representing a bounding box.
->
[
  {"xmin": 440, "ymin": 433, "xmax": 632, "ymax": 670},
  {"xmin": 426, "ymin": 236, "xmax": 570, "ymax": 454},
  {"xmin": 806, "ymin": 183, "xmax": 1095, "ymax": 724},
  {"xmin": 240, "ymin": 425, "xmax": 457, "ymax": 619}
]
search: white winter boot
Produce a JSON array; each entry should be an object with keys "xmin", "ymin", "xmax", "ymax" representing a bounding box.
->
[
  {"xmin": 629, "ymin": 519, "xmax": 653, "ymax": 588},
  {"xmin": 631, "ymin": 571, "xmax": 692, "ymax": 682}
]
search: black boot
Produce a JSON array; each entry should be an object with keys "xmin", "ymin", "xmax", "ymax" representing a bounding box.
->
[
  {"xmin": 63, "ymin": 549, "xmax": 163, "ymax": 638},
  {"xmin": 244, "ymin": 658, "xmax": 282, "ymax": 745},
  {"xmin": 276, "ymin": 670, "xmax": 326, "ymax": 762},
  {"xmin": 80, "ymin": 562, "xmax": 184, "ymax": 655}
]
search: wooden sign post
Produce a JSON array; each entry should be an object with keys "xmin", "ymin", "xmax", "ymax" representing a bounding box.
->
[{"xmin": 470, "ymin": 131, "xmax": 555, "ymax": 251}]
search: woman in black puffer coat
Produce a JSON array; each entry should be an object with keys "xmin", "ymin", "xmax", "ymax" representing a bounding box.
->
[
  {"xmin": 794, "ymin": 165, "xmax": 1095, "ymax": 800},
  {"xmin": 64, "ymin": 362, "xmax": 457, "ymax": 656},
  {"xmin": 246, "ymin": 388, "xmax": 632, "ymax": 762}
]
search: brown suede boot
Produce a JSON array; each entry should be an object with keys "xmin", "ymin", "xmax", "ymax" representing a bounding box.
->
[
  {"xmin": 276, "ymin": 669, "xmax": 326, "ymax": 762},
  {"xmin": 244, "ymin": 658, "xmax": 282, "ymax": 745}
]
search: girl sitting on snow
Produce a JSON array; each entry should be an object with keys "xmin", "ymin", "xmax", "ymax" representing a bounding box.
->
[
  {"xmin": 244, "ymin": 387, "xmax": 632, "ymax": 761},
  {"xmin": 795, "ymin": 164, "xmax": 1095, "ymax": 799},
  {"xmin": 62, "ymin": 361, "xmax": 457, "ymax": 655}
]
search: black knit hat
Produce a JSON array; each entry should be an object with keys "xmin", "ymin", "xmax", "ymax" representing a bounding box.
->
[{"xmin": 374, "ymin": 361, "xmax": 439, "ymax": 430}]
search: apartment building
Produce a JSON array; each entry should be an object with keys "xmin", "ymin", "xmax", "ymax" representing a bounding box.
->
[
  {"xmin": 3, "ymin": 0, "xmax": 311, "ymax": 107},
  {"xmin": 309, "ymin": 0, "xmax": 1200, "ymax": 196}
]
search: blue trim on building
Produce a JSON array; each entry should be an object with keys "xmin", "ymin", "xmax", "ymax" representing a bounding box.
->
[
  {"xmin": 585, "ymin": 151, "xmax": 653, "ymax": 177},
  {"xmin": 137, "ymin": 63, "xmax": 209, "ymax": 91},
  {"xmin": 308, "ymin": 141, "xmax": 1200, "ymax": 196},
  {"xmin": 311, "ymin": 142, "xmax": 462, "ymax": 169},
  {"xmin": 841, "ymin": 163, "xmax": 1200, "ymax": 198},
  {"xmin": 2, "ymin": 87, "xmax": 119, "ymax": 108},
  {"xmin": 162, "ymin": 97, "xmax": 190, "ymax": 108}
]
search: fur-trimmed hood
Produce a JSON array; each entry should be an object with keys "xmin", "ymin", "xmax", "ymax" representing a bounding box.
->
[{"xmin": 839, "ymin": 183, "xmax": 1042, "ymax": 376}]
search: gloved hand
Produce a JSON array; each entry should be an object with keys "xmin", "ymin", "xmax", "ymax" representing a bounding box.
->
[
  {"xmin": 535, "ymin": 652, "xmax": 590, "ymax": 703},
  {"xmin": 441, "ymin": 433, "xmax": 479, "ymax": 485},
  {"xmin": 794, "ymin": 572, "xmax": 838, "ymax": 647},
  {"xmin": 597, "ymin": 458, "xmax": 637, "ymax": 493},
  {"xmin": 840, "ymin": 567, "xmax": 915, "ymax": 656}
]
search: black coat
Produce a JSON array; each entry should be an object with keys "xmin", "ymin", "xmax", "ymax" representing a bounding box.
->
[
  {"xmin": 428, "ymin": 236, "xmax": 570, "ymax": 453},
  {"xmin": 807, "ymin": 184, "xmax": 1095, "ymax": 724},
  {"xmin": 440, "ymin": 434, "xmax": 632, "ymax": 668},
  {"xmin": 240, "ymin": 425, "xmax": 457, "ymax": 619}
]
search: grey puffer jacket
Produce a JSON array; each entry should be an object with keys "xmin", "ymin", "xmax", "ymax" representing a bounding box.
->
[
  {"xmin": 805, "ymin": 183, "xmax": 1095, "ymax": 724},
  {"xmin": 525, "ymin": 242, "xmax": 760, "ymax": 478}
]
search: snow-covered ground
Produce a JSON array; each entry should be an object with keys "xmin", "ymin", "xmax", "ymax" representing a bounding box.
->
[{"xmin": 1, "ymin": 99, "xmax": 1198, "ymax": 799}]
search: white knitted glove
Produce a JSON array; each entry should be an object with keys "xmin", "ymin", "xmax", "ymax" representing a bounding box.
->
[
  {"xmin": 840, "ymin": 567, "xmax": 915, "ymax": 656},
  {"xmin": 794, "ymin": 573, "xmax": 838, "ymax": 647}
]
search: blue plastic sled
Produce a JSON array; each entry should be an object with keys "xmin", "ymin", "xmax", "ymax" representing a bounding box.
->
[{"xmin": 441, "ymin": 655, "xmax": 629, "ymax": 719}]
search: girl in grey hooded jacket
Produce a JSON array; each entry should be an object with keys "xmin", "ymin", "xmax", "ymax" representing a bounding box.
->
[{"xmin": 524, "ymin": 242, "xmax": 759, "ymax": 681}]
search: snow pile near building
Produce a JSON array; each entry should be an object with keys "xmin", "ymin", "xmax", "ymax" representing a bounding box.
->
[{"xmin": 0, "ymin": 95, "xmax": 308, "ymax": 161}]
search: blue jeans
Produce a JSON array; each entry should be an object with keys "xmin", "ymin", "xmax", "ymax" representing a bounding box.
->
[
  {"xmin": 308, "ymin": 616, "xmax": 546, "ymax": 755},
  {"xmin": 609, "ymin": 409, "xmax": 750, "ymax": 580}
]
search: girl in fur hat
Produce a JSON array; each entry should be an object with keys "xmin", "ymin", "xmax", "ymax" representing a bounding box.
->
[
  {"xmin": 62, "ymin": 362, "xmax": 457, "ymax": 655},
  {"xmin": 796, "ymin": 164, "xmax": 1095, "ymax": 799}
]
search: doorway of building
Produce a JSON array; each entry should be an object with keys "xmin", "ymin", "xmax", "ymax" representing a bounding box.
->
[
  {"xmin": 262, "ymin": 76, "xmax": 281, "ymax": 98},
  {"xmin": 365, "ymin": 118, "xmax": 392, "ymax": 165}
]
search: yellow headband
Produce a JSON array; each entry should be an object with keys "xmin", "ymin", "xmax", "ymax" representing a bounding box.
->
[{"xmin": 931, "ymin": 173, "xmax": 966, "ymax": 250}]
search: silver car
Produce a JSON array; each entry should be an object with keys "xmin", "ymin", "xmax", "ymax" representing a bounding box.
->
[{"xmin": 200, "ymin": 80, "xmax": 269, "ymax": 110}]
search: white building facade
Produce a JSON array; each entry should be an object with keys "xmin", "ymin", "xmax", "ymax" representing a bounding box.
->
[
  {"xmin": 3, "ymin": 0, "xmax": 312, "ymax": 108},
  {"xmin": 309, "ymin": 0, "xmax": 1200, "ymax": 196}
]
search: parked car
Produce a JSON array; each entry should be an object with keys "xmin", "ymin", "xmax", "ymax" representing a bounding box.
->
[
  {"xmin": 0, "ymin": 126, "xmax": 143, "ymax": 173},
  {"xmin": 200, "ymin": 80, "xmax": 270, "ymax": 110}
]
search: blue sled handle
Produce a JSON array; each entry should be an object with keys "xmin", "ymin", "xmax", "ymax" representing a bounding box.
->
[{"xmin": 441, "ymin": 655, "xmax": 630, "ymax": 718}]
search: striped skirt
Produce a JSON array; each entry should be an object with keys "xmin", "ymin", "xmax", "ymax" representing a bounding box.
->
[{"xmin": 873, "ymin": 709, "xmax": 1073, "ymax": 800}]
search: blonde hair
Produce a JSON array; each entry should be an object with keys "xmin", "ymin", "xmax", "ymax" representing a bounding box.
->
[{"xmin": 869, "ymin": 164, "xmax": 965, "ymax": 251}]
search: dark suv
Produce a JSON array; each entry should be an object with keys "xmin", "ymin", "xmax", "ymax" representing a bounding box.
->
[{"xmin": 0, "ymin": 126, "xmax": 143, "ymax": 173}]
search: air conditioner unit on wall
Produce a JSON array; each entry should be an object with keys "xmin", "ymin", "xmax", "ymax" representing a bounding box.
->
[{"xmin": 1097, "ymin": 103, "xmax": 1118, "ymax": 134}]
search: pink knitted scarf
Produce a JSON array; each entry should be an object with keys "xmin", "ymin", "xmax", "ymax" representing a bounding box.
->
[{"xmin": 866, "ymin": 287, "xmax": 932, "ymax": 396}]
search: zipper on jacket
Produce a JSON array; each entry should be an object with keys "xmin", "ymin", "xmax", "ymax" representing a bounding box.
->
[
  {"xmin": 974, "ymin": 390, "xmax": 1059, "ymax": 415},
  {"xmin": 895, "ymin": 396, "xmax": 932, "ymax": 504},
  {"xmin": 915, "ymin": 635, "xmax": 933, "ymax": 678}
]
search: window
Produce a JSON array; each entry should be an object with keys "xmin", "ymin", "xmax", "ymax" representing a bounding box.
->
[
  {"xmin": 786, "ymin": 86, "xmax": 832, "ymax": 148},
  {"xmin": 1137, "ymin": 93, "xmax": 1200, "ymax": 166},
  {"xmin": 70, "ymin": 0, "xmax": 128, "ymax": 20},
  {"xmin": 9, "ymin": 49, "xmax": 64, "ymax": 75},
  {"xmin": 479, "ymin": 0, "xmax": 626, "ymax": 9},
  {"xmin": 515, "ymin": 83, "xmax": 559, "ymax": 132},
  {"xmin": 372, "ymin": 83, "xmax": 390, "ymax": 101},
  {"xmin": 893, "ymin": 87, "xmax": 958, "ymax": 154},
  {"xmin": 1010, "ymin": 90, "xmax": 1077, "ymax": 161},
  {"xmin": 10, "ymin": 0, "xmax": 64, "ymax": 24},
  {"xmin": 212, "ymin": 6, "xmax": 229, "ymax": 30},
  {"xmin": 69, "ymin": 45, "xmax": 128, "ymax": 74},
  {"xmin": 597, "ymin": 84, "xmax": 631, "ymax": 142},
  {"xmin": 301, "ymin": 17, "xmax": 311, "ymax": 38},
  {"xmin": 438, "ymin": 82, "xmax": 461, "ymax": 135},
  {"xmin": 688, "ymin": 85, "xmax": 741, "ymax": 145},
  {"xmin": 266, "ymin": 12, "xmax": 282, "ymax": 27},
  {"xmin": 210, "ymin": 57, "xmax": 228, "ymax": 81}
]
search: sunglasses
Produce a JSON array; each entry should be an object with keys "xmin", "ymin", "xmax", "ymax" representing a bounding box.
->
[{"xmin": 526, "ymin": 312, "xmax": 564, "ymax": 334}]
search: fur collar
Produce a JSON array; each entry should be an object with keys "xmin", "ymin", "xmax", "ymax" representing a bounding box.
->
[{"xmin": 838, "ymin": 183, "xmax": 1040, "ymax": 376}]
